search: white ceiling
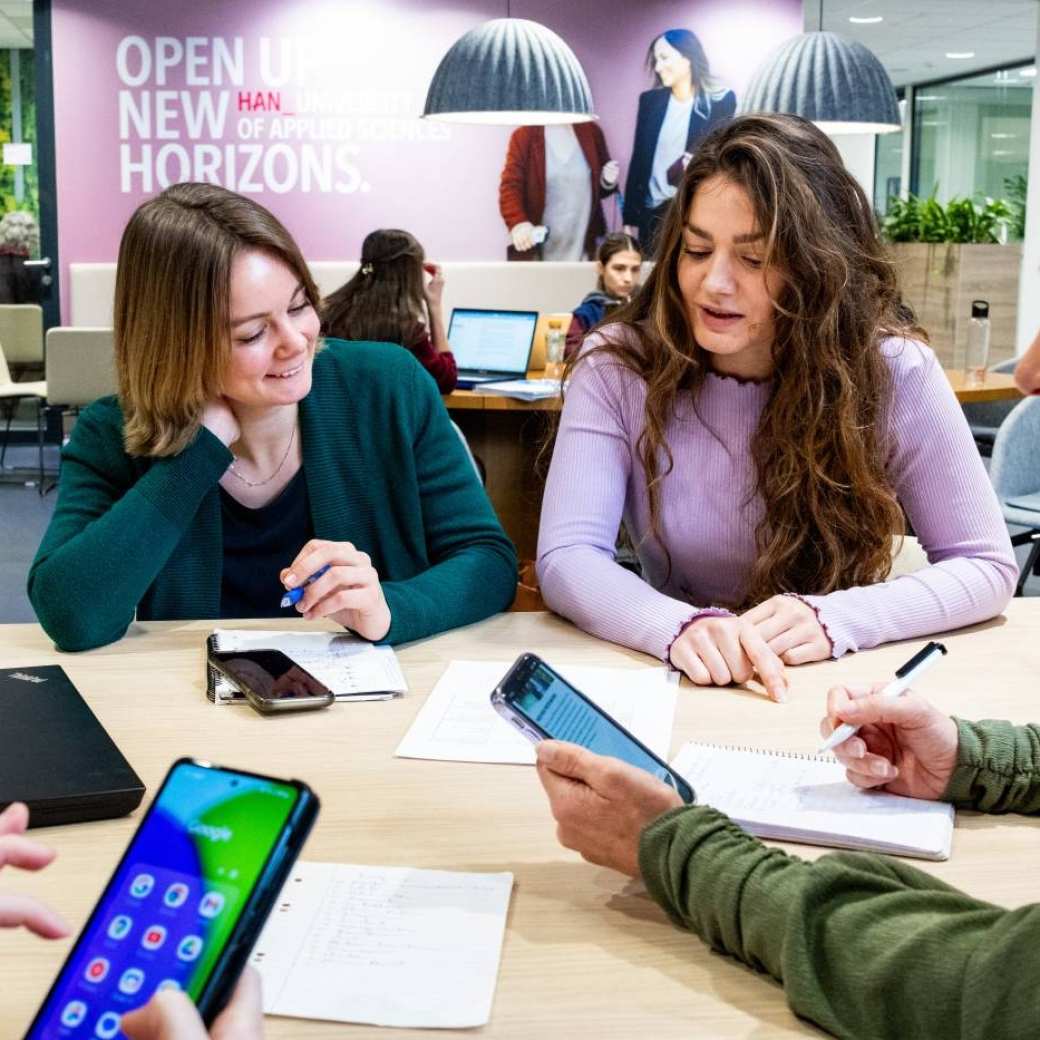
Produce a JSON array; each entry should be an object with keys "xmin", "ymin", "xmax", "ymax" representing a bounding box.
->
[
  {"xmin": 0, "ymin": 1, "xmax": 1034, "ymax": 91},
  {"xmin": 822, "ymin": 0, "xmax": 1039, "ymax": 87}
]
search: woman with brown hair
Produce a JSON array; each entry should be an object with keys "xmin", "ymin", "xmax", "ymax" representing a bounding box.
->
[
  {"xmin": 537, "ymin": 114, "xmax": 1016, "ymax": 698},
  {"xmin": 28, "ymin": 184, "xmax": 516, "ymax": 652},
  {"xmin": 322, "ymin": 229, "xmax": 457, "ymax": 393}
]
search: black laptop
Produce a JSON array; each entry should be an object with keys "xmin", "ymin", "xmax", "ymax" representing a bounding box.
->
[
  {"xmin": 448, "ymin": 307, "xmax": 539, "ymax": 388},
  {"xmin": 0, "ymin": 665, "xmax": 145, "ymax": 827}
]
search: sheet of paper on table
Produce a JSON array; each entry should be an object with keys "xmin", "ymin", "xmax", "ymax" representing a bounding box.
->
[
  {"xmin": 251, "ymin": 861, "xmax": 513, "ymax": 1029},
  {"xmin": 395, "ymin": 659, "xmax": 678, "ymax": 764},
  {"xmin": 478, "ymin": 377, "xmax": 562, "ymax": 400},
  {"xmin": 206, "ymin": 629, "xmax": 407, "ymax": 704}
]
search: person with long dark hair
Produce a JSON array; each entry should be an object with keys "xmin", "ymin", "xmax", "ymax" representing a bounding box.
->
[
  {"xmin": 565, "ymin": 232, "xmax": 643, "ymax": 357},
  {"xmin": 539, "ymin": 114, "xmax": 1016, "ymax": 698},
  {"xmin": 623, "ymin": 29, "xmax": 736, "ymax": 254},
  {"xmin": 322, "ymin": 229, "xmax": 458, "ymax": 394}
]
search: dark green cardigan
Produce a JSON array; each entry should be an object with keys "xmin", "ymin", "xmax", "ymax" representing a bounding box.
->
[{"xmin": 28, "ymin": 339, "xmax": 517, "ymax": 651}]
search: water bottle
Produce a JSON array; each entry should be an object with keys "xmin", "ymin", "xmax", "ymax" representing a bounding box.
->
[
  {"xmin": 545, "ymin": 319, "xmax": 565, "ymax": 379},
  {"xmin": 965, "ymin": 300, "xmax": 990, "ymax": 387}
]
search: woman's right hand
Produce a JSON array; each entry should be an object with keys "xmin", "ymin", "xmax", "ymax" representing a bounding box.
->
[
  {"xmin": 201, "ymin": 397, "xmax": 240, "ymax": 448},
  {"xmin": 422, "ymin": 262, "xmax": 445, "ymax": 307},
  {"xmin": 822, "ymin": 685, "xmax": 959, "ymax": 799},
  {"xmin": 668, "ymin": 615, "xmax": 788, "ymax": 702},
  {"xmin": 510, "ymin": 222, "xmax": 535, "ymax": 252}
]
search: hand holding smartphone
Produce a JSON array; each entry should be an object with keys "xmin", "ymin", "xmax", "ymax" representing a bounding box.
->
[
  {"xmin": 23, "ymin": 759, "xmax": 319, "ymax": 1038},
  {"xmin": 491, "ymin": 653, "xmax": 694, "ymax": 803}
]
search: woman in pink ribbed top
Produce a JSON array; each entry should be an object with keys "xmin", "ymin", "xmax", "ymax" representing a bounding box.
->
[{"xmin": 537, "ymin": 115, "xmax": 1016, "ymax": 700}]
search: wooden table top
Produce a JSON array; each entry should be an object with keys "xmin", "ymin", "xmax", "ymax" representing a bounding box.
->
[
  {"xmin": 444, "ymin": 369, "xmax": 1023, "ymax": 411},
  {"xmin": 944, "ymin": 370, "xmax": 1023, "ymax": 404},
  {"xmin": 2, "ymin": 606, "xmax": 1039, "ymax": 1038}
]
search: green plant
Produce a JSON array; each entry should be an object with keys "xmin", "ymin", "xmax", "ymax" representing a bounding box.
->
[
  {"xmin": 880, "ymin": 191, "xmax": 1013, "ymax": 244},
  {"xmin": 1004, "ymin": 174, "xmax": 1027, "ymax": 240},
  {"xmin": 882, "ymin": 194, "xmax": 920, "ymax": 242}
]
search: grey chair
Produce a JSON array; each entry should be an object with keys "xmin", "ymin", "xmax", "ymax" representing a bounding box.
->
[
  {"xmin": 961, "ymin": 357, "xmax": 1020, "ymax": 457},
  {"xmin": 0, "ymin": 337, "xmax": 46, "ymax": 484},
  {"xmin": 44, "ymin": 327, "xmax": 117, "ymax": 407},
  {"xmin": 989, "ymin": 394, "xmax": 1040, "ymax": 595}
]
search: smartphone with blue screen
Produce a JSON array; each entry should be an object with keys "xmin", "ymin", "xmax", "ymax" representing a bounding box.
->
[
  {"xmin": 491, "ymin": 653, "xmax": 695, "ymax": 803},
  {"xmin": 22, "ymin": 758, "xmax": 319, "ymax": 1039}
]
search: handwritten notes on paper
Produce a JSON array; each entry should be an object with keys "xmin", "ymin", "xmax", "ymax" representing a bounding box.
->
[
  {"xmin": 208, "ymin": 629, "xmax": 407, "ymax": 702},
  {"xmin": 251, "ymin": 862, "xmax": 513, "ymax": 1028},
  {"xmin": 394, "ymin": 660, "xmax": 679, "ymax": 765}
]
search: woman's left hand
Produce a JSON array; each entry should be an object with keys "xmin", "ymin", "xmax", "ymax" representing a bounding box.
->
[
  {"xmin": 422, "ymin": 262, "xmax": 445, "ymax": 306},
  {"xmin": 281, "ymin": 540, "xmax": 391, "ymax": 641},
  {"xmin": 741, "ymin": 595, "xmax": 832, "ymax": 666}
]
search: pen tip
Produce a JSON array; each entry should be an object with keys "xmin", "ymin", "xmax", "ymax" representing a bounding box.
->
[{"xmin": 279, "ymin": 595, "xmax": 291, "ymax": 609}]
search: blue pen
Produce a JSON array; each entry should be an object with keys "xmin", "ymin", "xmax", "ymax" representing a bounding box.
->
[{"xmin": 279, "ymin": 564, "xmax": 331, "ymax": 609}]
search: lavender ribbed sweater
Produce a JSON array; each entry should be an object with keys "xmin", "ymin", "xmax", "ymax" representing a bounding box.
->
[{"xmin": 537, "ymin": 328, "xmax": 1017, "ymax": 661}]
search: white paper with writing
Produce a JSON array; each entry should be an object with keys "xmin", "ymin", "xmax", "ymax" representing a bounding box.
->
[
  {"xmin": 395, "ymin": 659, "xmax": 678, "ymax": 764},
  {"xmin": 209, "ymin": 629, "xmax": 407, "ymax": 703},
  {"xmin": 671, "ymin": 742, "xmax": 954, "ymax": 860},
  {"xmin": 252, "ymin": 862, "xmax": 513, "ymax": 1028}
]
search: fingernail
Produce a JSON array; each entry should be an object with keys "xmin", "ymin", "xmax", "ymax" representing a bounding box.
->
[
  {"xmin": 285, "ymin": 573, "xmax": 297, "ymax": 586},
  {"xmin": 295, "ymin": 602, "xmax": 305, "ymax": 613},
  {"xmin": 872, "ymin": 761, "xmax": 891, "ymax": 778}
]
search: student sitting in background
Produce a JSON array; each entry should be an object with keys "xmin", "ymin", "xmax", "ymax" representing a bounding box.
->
[
  {"xmin": 536, "ymin": 685, "xmax": 1040, "ymax": 1039},
  {"xmin": 0, "ymin": 802, "xmax": 263, "ymax": 1038},
  {"xmin": 322, "ymin": 229, "xmax": 458, "ymax": 394},
  {"xmin": 29, "ymin": 184, "xmax": 516, "ymax": 652},
  {"xmin": 538, "ymin": 115, "xmax": 1016, "ymax": 700},
  {"xmin": 565, "ymin": 232, "xmax": 643, "ymax": 358}
]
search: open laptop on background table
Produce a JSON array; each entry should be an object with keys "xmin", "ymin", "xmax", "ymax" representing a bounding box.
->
[{"xmin": 448, "ymin": 308, "xmax": 538, "ymax": 389}]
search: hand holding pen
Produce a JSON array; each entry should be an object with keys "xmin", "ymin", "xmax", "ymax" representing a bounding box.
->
[
  {"xmin": 817, "ymin": 643, "xmax": 959, "ymax": 801},
  {"xmin": 279, "ymin": 539, "xmax": 391, "ymax": 641}
]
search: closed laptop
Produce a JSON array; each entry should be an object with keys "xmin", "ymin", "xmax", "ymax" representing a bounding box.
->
[{"xmin": 0, "ymin": 665, "xmax": 145, "ymax": 827}]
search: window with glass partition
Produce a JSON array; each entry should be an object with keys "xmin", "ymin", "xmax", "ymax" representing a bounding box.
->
[{"xmin": 912, "ymin": 62, "xmax": 1033, "ymax": 234}]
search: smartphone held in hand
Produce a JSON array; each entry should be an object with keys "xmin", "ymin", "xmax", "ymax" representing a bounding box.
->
[
  {"xmin": 22, "ymin": 758, "xmax": 319, "ymax": 1038},
  {"xmin": 491, "ymin": 652, "xmax": 694, "ymax": 803},
  {"xmin": 208, "ymin": 648, "xmax": 335, "ymax": 715}
]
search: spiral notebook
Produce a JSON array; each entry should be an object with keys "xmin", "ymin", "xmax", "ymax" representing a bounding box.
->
[
  {"xmin": 205, "ymin": 629, "xmax": 407, "ymax": 705},
  {"xmin": 671, "ymin": 742, "xmax": 955, "ymax": 861}
]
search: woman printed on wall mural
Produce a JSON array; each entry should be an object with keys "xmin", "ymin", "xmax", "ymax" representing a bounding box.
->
[
  {"xmin": 499, "ymin": 123, "xmax": 620, "ymax": 261},
  {"xmin": 623, "ymin": 29, "xmax": 736, "ymax": 253}
]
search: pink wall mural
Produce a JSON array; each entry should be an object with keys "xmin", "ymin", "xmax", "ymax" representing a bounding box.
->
[{"xmin": 51, "ymin": 0, "xmax": 801, "ymax": 319}]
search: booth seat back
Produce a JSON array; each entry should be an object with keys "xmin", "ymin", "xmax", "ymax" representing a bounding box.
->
[{"xmin": 70, "ymin": 261, "xmax": 652, "ymax": 328}]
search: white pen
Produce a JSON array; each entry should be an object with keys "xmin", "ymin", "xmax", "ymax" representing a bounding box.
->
[{"xmin": 817, "ymin": 641, "xmax": 948, "ymax": 755}]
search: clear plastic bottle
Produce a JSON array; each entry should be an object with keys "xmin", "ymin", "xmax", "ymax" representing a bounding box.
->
[
  {"xmin": 965, "ymin": 299, "xmax": 990, "ymax": 387},
  {"xmin": 545, "ymin": 319, "xmax": 565, "ymax": 379}
]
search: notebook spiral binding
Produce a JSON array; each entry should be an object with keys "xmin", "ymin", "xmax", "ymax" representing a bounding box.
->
[{"xmin": 694, "ymin": 742, "xmax": 837, "ymax": 764}]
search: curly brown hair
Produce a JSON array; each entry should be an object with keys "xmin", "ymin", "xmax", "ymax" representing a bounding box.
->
[{"xmin": 567, "ymin": 113, "xmax": 917, "ymax": 607}]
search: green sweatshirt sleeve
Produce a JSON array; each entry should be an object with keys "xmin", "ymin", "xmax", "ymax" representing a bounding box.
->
[
  {"xmin": 380, "ymin": 364, "xmax": 518, "ymax": 644},
  {"xmin": 640, "ymin": 805, "xmax": 1040, "ymax": 1039},
  {"xmin": 942, "ymin": 718, "xmax": 1040, "ymax": 814},
  {"xmin": 27, "ymin": 402, "xmax": 232, "ymax": 652}
]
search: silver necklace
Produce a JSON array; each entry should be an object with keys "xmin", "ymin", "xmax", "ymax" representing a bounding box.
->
[{"xmin": 227, "ymin": 424, "xmax": 297, "ymax": 488}]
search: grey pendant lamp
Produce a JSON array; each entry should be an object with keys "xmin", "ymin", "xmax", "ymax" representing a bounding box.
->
[
  {"xmin": 423, "ymin": 17, "xmax": 594, "ymax": 125},
  {"xmin": 740, "ymin": 31, "xmax": 901, "ymax": 134}
]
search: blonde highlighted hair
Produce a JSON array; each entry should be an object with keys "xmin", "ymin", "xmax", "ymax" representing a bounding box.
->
[{"xmin": 114, "ymin": 182, "xmax": 319, "ymax": 457}]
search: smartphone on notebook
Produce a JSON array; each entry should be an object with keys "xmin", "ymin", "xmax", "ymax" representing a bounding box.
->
[
  {"xmin": 22, "ymin": 758, "xmax": 319, "ymax": 1038},
  {"xmin": 208, "ymin": 648, "xmax": 335, "ymax": 714},
  {"xmin": 491, "ymin": 652, "xmax": 695, "ymax": 803}
]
